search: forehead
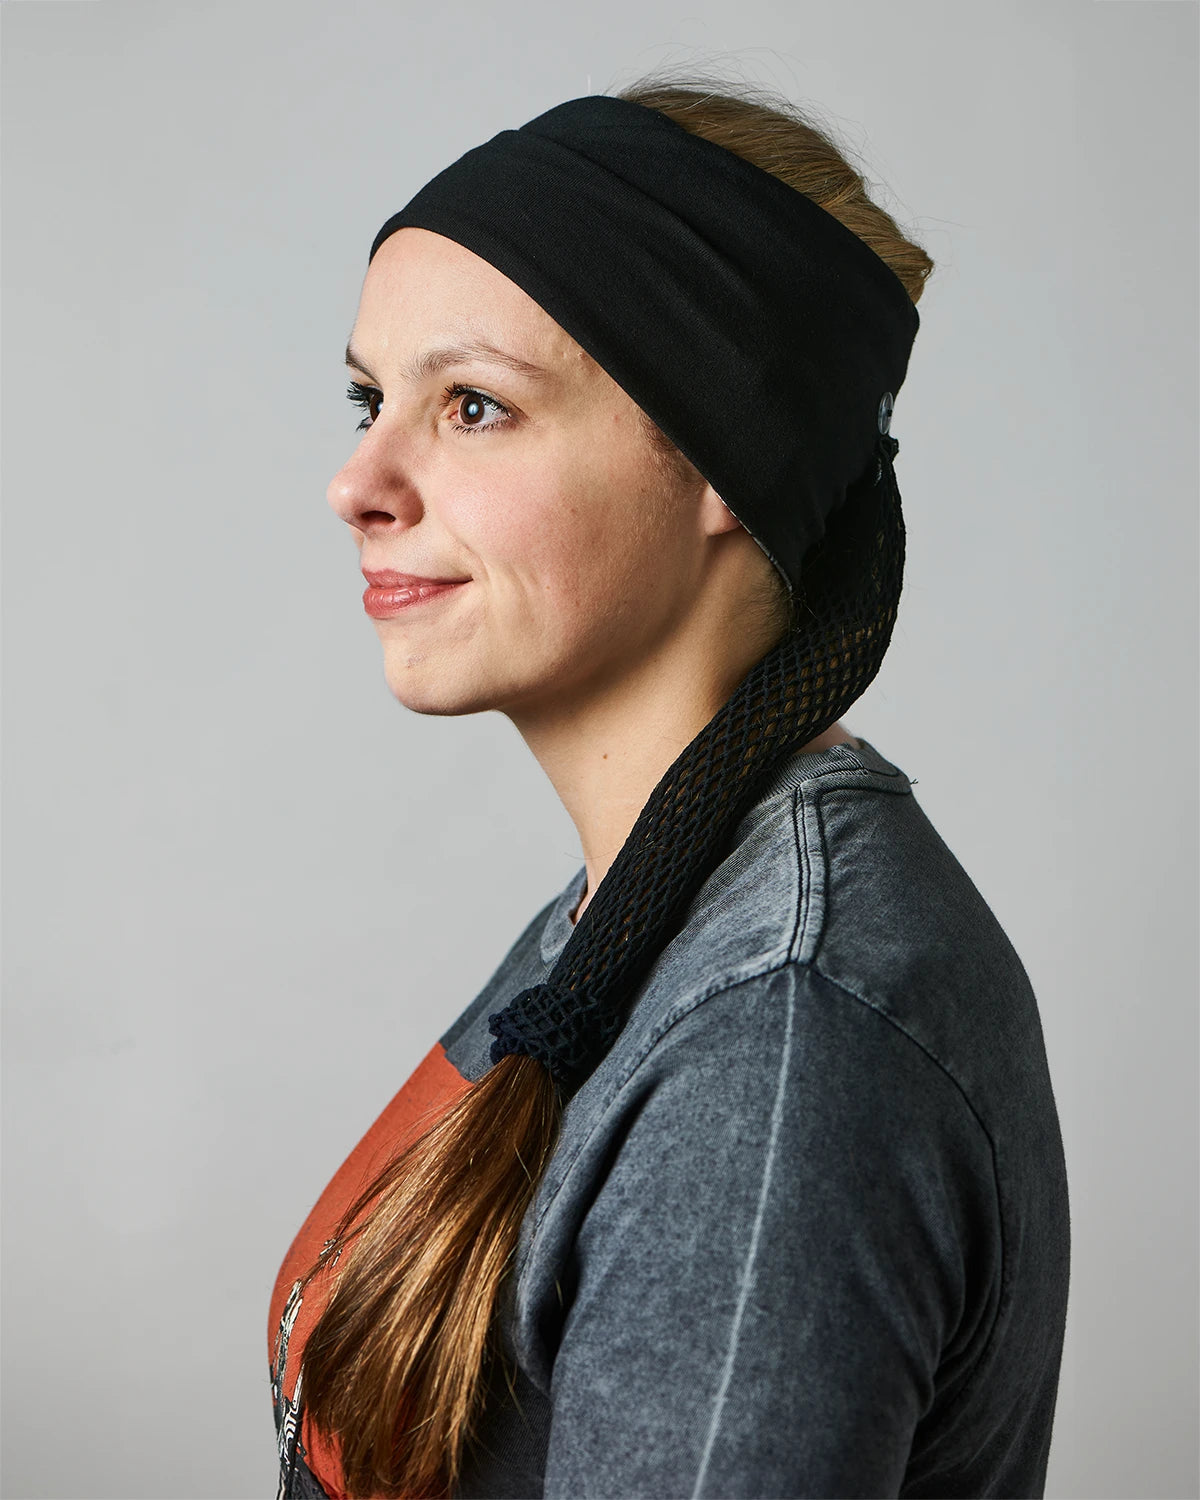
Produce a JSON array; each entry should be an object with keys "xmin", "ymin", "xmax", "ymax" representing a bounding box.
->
[{"xmin": 355, "ymin": 226, "xmax": 590, "ymax": 375}]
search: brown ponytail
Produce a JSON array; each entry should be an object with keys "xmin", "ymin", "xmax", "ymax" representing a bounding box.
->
[
  {"xmin": 296, "ymin": 70, "xmax": 934, "ymax": 1500},
  {"xmin": 297, "ymin": 1052, "xmax": 560, "ymax": 1496}
]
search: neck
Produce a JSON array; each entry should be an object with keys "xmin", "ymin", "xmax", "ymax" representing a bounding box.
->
[{"xmin": 506, "ymin": 623, "xmax": 857, "ymax": 926}]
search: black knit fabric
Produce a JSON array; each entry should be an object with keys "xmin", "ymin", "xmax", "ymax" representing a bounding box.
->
[{"xmin": 366, "ymin": 93, "xmax": 920, "ymax": 1104}]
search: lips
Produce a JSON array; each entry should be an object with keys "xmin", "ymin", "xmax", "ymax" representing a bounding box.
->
[
  {"xmin": 360, "ymin": 568, "xmax": 470, "ymax": 620},
  {"xmin": 362, "ymin": 569, "xmax": 470, "ymax": 588}
]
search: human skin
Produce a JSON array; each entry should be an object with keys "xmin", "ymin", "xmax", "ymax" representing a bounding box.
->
[{"xmin": 327, "ymin": 227, "xmax": 856, "ymax": 920}]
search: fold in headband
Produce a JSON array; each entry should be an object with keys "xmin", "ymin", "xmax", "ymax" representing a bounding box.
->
[{"xmin": 367, "ymin": 92, "xmax": 919, "ymax": 594}]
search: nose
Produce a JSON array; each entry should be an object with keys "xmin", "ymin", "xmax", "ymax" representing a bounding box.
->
[{"xmin": 326, "ymin": 429, "xmax": 425, "ymax": 536}]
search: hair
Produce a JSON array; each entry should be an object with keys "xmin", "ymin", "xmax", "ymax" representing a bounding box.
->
[{"xmin": 294, "ymin": 72, "xmax": 934, "ymax": 1500}]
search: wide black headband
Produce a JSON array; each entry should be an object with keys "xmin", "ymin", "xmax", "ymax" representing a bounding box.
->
[{"xmin": 368, "ymin": 92, "xmax": 919, "ymax": 594}]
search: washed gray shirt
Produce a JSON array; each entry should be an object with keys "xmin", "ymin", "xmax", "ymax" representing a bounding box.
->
[{"xmin": 295, "ymin": 736, "xmax": 1071, "ymax": 1499}]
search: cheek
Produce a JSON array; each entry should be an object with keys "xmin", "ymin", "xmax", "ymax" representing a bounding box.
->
[{"xmin": 449, "ymin": 446, "xmax": 668, "ymax": 602}]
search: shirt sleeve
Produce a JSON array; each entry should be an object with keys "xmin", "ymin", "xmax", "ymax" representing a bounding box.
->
[{"xmin": 540, "ymin": 962, "xmax": 1001, "ymax": 1500}]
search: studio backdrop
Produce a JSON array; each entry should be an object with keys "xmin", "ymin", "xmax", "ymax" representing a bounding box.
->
[{"xmin": 2, "ymin": 2, "xmax": 1196, "ymax": 1498}]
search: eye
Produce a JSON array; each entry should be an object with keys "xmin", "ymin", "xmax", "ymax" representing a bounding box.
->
[
  {"xmin": 344, "ymin": 379, "xmax": 514, "ymax": 436},
  {"xmin": 444, "ymin": 382, "xmax": 513, "ymax": 436},
  {"xmin": 346, "ymin": 380, "xmax": 380, "ymax": 432}
]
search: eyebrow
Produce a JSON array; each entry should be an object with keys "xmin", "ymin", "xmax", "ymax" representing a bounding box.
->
[{"xmin": 344, "ymin": 337, "xmax": 551, "ymax": 385}]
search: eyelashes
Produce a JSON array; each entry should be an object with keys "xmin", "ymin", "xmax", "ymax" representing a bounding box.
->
[
  {"xmin": 345, "ymin": 380, "xmax": 377, "ymax": 430},
  {"xmin": 345, "ymin": 379, "xmax": 514, "ymax": 436}
]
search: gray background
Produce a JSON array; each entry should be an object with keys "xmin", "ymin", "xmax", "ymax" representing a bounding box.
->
[{"xmin": 3, "ymin": 1, "xmax": 1196, "ymax": 1496}]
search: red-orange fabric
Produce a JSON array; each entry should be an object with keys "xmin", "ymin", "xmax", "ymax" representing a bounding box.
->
[{"xmin": 268, "ymin": 1042, "xmax": 473, "ymax": 1497}]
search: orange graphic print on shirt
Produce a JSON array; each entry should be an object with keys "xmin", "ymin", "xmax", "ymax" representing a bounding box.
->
[{"xmin": 269, "ymin": 1040, "xmax": 474, "ymax": 1499}]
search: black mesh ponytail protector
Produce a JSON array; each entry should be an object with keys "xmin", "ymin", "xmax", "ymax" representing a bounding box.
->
[{"xmin": 368, "ymin": 93, "xmax": 920, "ymax": 1102}]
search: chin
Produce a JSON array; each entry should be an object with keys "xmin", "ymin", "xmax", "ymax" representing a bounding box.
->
[
  {"xmin": 380, "ymin": 651, "xmax": 511, "ymax": 718},
  {"xmin": 377, "ymin": 625, "xmax": 586, "ymax": 720},
  {"xmin": 383, "ymin": 671, "xmax": 490, "ymax": 718}
]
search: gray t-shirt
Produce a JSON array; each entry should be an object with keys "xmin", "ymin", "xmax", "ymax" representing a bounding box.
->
[{"xmin": 295, "ymin": 736, "xmax": 1071, "ymax": 1499}]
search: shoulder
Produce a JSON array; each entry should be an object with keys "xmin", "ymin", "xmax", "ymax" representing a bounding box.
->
[
  {"xmin": 562, "ymin": 961, "xmax": 996, "ymax": 1174},
  {"xmin": 513, "ymin": 960, "xmax": 1003, "ymax": 1390},
  {"xmin": 556, "ymin": 961, "xmax": 998, "ymax": 1196},
  {"xmin": 668, "ymin": 735, "xmax": 1021, "ymax": 1005},
  {"xmin": 601, "ymin": 741, "xmax": 1003, "ymax": 1053},
  {"xmin": 574, "ymin": 737, "xmax": 1056, "ymax": 1167}
]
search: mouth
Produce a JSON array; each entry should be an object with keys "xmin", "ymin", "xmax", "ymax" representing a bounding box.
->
[{"xmin": 360, "ymin": 568, "xmax": 470, "ymax": 620}]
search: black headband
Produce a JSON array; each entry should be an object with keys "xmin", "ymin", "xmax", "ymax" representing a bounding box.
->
[{"xmin": 368, "ymin": 92, "xmax": 919, "ymax": 594}]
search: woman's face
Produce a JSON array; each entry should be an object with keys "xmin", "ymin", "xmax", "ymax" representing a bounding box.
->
[{"xmin": 328, "ymin": 227, "xmax": 742, "ymax": 719}]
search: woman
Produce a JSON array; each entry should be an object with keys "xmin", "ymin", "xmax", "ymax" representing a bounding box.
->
[{"xmin": 269, "ymin": 77, "xmax": 1070, "ymax": 1500}]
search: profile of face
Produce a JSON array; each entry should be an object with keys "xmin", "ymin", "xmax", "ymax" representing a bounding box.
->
[{"xmin": 327, "ymin": 227, "xmax": 756, "ymax": 721}]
